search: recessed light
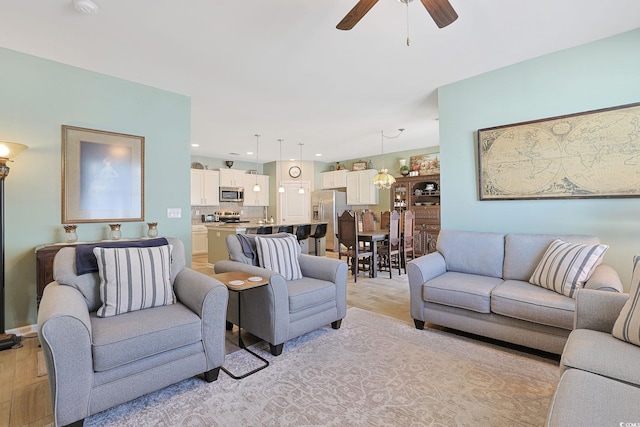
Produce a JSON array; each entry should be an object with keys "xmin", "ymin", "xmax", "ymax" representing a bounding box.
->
[
  {"xmin": 247, "ymin": 151, "xmax": 254, "ymax": 155},
  {"xmin": 315, "ymin": 153, "xmax": 322, "ymax": 157},
  {"xmin": 191, "ymin": 143, "xmax": 200, "ymax": 147}
]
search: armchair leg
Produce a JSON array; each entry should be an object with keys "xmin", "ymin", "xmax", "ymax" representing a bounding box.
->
[
  {"xmin": 331, "ymin": 319, "xmax": 342, "ymax": 329},
  {"xmin": 64, "ymin": 420, "xmax": 84, "ymax": 427},
  {"xmin": 204, "ymin": 367, "xmax": 221, "ymax": 383},
  {"xmin": 413, "ymin": 319, "xmax": 425, "ymax": 330},
  {"xmin": 269, "ymin": 343, "xmax": 284, "ymax": 356},
  {"xmin": 226, "ymin": 321, "xmax": 234, "ymax": 331}
]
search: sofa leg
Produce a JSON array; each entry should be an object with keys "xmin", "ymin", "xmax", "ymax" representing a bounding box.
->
[
  {"xmin": 331, "ymin": 319, "xmax": 342, "ymax": 329},
  {"xmin": 413, "ymin": 319, "xmax": 425, "ymax": 330},
  {"xmin": 64, "ymin": 420, "xmax": 84, "ymax": 427},
  {"xmin": 204, "ymin": 367, "xmax": 220, "ymax": 383},
  {"xmin": 269, "ymin": 343, "xmax": 284, "ymax": 356}
]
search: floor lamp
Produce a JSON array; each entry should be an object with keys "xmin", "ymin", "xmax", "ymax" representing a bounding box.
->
[{"xmin": 0, "ymin": 141, "xmax": 28, "ymax": 351}]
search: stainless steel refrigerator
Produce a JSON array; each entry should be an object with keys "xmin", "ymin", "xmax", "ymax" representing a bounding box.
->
[{"xmin": 312, "ymin": 190, "xmax": 350, "ymax": 252}]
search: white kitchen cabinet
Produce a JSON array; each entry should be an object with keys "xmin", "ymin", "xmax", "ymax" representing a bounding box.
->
[
  {"xmin": 320, "ymin": 170, "xmax": 348, "ymax": 189},
  {"xmin": 243, "ymin": 174, "xmax": 270, "ymax": 206},
  {"xmin": 346, "ymin": 170, "xmax": 379, "ymax": 205},
  {"xmin": 190, "ymin": 170, "xmax": 219, "ymax": 206},
  {"xmin": 191, "ymin": 225, "xmax": 208, "ymax": 255},
  {"xmin": 218, "ymin": 169, "xmax": 245, "ymax": 187}
]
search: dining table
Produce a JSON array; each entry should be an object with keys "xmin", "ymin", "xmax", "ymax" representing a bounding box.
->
[{"xmin": 358, "ymin": 229, "xmax": 389, "ymax": 278}]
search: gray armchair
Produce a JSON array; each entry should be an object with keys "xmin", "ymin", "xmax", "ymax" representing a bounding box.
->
[
  {"xmin": 37, "ymin": 238, "xmax": 228, "ymax": 427},
  {"xmin": 214, "ymin": 233, "xmax": 348, "ymax": 356}
]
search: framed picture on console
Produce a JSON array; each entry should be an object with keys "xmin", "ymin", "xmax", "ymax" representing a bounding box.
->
[{"xmin": 62, "ymin": 125, "xmax": 145, "ymax": 223}]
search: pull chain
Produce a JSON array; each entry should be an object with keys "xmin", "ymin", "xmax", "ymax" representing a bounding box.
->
[{"xmin": 406, "ymin": 0, "xmax": 410, "ymax": 46}]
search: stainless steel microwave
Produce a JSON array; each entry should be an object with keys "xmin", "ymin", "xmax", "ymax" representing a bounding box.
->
[{"xmin": 219, "ymin": 187, "xmax": 244, "ymax": 202}]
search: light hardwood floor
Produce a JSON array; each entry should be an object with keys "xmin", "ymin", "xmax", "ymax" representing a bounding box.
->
[{"xmin": 3, "ymin": 252, "xmax": 413, "ymax": 427}]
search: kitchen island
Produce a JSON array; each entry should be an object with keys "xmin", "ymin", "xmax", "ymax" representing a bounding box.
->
[{"xmin": 206, "ymin": 221, "xmax": 328, "ymax": 267}]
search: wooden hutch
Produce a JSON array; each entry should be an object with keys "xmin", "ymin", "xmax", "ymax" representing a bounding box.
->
[{"xmin": 390, "ymin": 174, "xmax": 440, "ymax": 255}]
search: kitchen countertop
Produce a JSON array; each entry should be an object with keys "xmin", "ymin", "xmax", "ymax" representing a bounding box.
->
[{"xmin": 204, "ymin": 220, "xmax": 327, "ymax": 232}]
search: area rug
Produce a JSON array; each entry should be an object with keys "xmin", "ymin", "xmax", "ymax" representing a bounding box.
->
[{"xmin": 85, "ymin": 308, "xmax": 559, "ymax": 426}]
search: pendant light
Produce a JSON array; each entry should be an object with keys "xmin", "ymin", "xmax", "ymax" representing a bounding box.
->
[
  {"xmin": 278, "ymin": 139, "xmax": 285, "ymax": 193},
  {"xmin": 298, "ymin": 143, "xmax": 305, "ymax": 194},
  {"xmin": 253, "ymin": 134, "xmax": 260, "ymax": 192},
  {"xmin": 373, "ymin": 129, "xmax": 404, "ymax": 189}
]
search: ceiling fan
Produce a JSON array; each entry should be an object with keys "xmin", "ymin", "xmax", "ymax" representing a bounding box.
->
[{"xmin": 336, "ymin": 0, "xmax": 458, "ymax": 30}]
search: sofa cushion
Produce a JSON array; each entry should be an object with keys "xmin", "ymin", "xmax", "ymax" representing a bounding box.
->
[
  {"xmin": 612, "ymin": 255, "xmax": 640, "ymax": 346},
  {"xmin": 90, "ymin": 303, "xmax": 202, "ymax": 372},
  {"xmin": 94, "ymin": 245, "xmax": 176, "ymax": 317},
  {"xmin": 561, "ymin": 328, "xmax": 640, "ymax": 388},
  {"xmin": 491, "ymin": 280, "xmax": 574, "ymax": 330},
  {"xmin": 423, "ymin": 271, "xmax": 503, "ymax": 313},
  {"xmin": 529, "ymin": 239, "xmax": 608, "ymax": 298},
  {"xmin": 503, "ymin": 233, "xmax": 600, "ymax": 281},
  {"xmin": 256, "ymin": 234, "xmax": 303, "ymax": 280},
  {"xmin": 287, "ymin": 277, "xmax": 335, "ymax": 314},
  {"xmin": 547, "ymin": 368, "xmax": 640, "ymax": 427},
  {"xmin": 436, "ymin": 230, "xmax": 505, "ymax": 278}
]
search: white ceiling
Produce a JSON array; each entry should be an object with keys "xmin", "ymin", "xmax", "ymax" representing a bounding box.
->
[{"xmin": 1, "ymin": 1, "xmax": 639, "ymax": 163}]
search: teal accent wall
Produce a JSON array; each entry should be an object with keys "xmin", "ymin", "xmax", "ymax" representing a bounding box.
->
[
  {"xmin": 1, "ymin": 48, "xmax": 191, "ymax": 329},
  {"xmin": 438, "ymin": 29, "xmax": 640, "ymax": 287}
]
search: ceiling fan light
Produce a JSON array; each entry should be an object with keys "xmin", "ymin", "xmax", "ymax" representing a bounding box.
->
[{"xmin": 73, "ymin": 0, "xmax": 98, "ymax": 15}]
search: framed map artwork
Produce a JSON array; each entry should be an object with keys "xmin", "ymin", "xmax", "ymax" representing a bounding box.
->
[{"xmin": 477, "ymin": 102, "xmax": 640, "ymax": 200}]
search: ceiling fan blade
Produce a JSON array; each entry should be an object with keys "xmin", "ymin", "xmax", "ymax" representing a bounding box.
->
[
  {"xmin": 336, "ymin": 0, "xmax": 379, "ymax": 31},
  {"xmin": 419, "ymin": 0, "xmax": 458, "ymax": 28}
]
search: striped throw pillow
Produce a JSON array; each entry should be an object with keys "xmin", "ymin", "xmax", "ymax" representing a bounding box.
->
[
  {"xmin": 529, "ymin": 239, "xmax": 608, "ymax": 298},
  {"xmin": 255, "ymin": 235, "xmax": 303, "ymax": 280},
  {"xmin": 613, "ymin": 255, "xmax": 640, "ymax": 346},
  {"xmin": 94, "ymin": 245, "xmax": 175, "ymax": 317}
]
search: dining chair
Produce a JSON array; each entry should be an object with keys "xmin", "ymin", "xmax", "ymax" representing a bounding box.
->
[
  {"xmin": 360, "ymin": 210, "xmax": 376, "ymax": 253},
  {"xmin": 337, "ymin": 210, "xmax": 372, "ymax": 282},
  {"xmin": 380, "ymin": 211, "xmax": 391, "ymax": 231},
  {"xmin": 402, "ymin": 210, "xmax": 416, "ymax": 273},
  {"xmin": 378, "ymin": 210, "xmax": 401, "ymax": 278}
]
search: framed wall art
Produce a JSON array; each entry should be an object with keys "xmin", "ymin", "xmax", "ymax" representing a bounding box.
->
[
  {"xmin": 410, "ymin": 154, "xmax": 440, "ymax": 175},
  {"xmin": 477, "ymin": 102, "xmax": 640, "ymax": 200},
  {"xmin": 352, "ymin": 161, "xmax": 368, "ymax": 171},
  {"xmin": 62, "ymin": 125, "xmax": 144, "ymax": 223}
]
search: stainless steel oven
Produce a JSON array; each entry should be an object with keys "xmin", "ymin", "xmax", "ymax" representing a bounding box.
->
[{"xmin": 219, "ymin": 187, "xmax": 244, "ymax": 202}]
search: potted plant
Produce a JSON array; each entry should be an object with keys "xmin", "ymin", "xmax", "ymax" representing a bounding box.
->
[{"xmin": 400, "ymin": 165, "xmax": 410, "ymax": 176}]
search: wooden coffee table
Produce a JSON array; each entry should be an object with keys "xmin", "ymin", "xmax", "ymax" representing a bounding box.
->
[{"xmin": 213, "ymin": 271, "xmax": 270, "ymax": 379}]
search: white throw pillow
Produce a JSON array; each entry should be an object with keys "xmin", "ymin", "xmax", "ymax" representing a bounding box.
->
[
  {"xmin": 529, "ymin": 239, "xmax": 608, "ymax": 298},
  {"xmin": 255, "ymin": 235, "xmax": 303, "ymax": 280},
  {"xmin": 94, "ymin": 245, "xmax": 175, "ymax": 317},
  {"xmin": 613, "ymin": 255, "xmax": 640, "ymax": 346}
]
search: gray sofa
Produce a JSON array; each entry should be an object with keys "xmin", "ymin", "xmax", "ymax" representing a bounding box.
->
[
  {"xmin": 37, "ymin": 238, "xmax": 228, "ymax": 427},
  {"xmin": 547, "ymin": 289, "xmax": 640, "ymax": 425},
  {"xmin": 215, "ymin": 233, "xmax": 348, "ymax": 356},
  {"xmin": 407, "ymin": 230, "xmax": 623, "ymax": 354}
]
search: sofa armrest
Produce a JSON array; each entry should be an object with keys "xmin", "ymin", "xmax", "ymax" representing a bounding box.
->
[
  {"xmin": 584, "ymin": 264, "xmax": 623, "ymax": 292},
  {"xmin": 574, "ymin": 288, "xmax": 629, "ymax": 332},
  {"xmin": 174, "ymin": 268, "xmax": 228, "ymax": 370},
  {"xmin": 298, "ymin": 254, "xmax": 348, "ymax": 320},
  {"xmin": 406, "ymin": 252, "xmax": 447, "ymax": 321},
  {"xmin": 37, "ymin": 282, "xmax": 94, "ymax": 427}
]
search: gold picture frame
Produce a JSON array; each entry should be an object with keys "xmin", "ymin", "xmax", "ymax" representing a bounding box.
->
[
  {"xmin": 352, "ymin": 161, "xmax": 368, "ymax": 171},
  {"xmin": 477, "ymin": 102, "xmax": 640, "ymax": 200},
  {"xmin": 62, "ymin": 125, "xmax": 144, "ymax": 223}
]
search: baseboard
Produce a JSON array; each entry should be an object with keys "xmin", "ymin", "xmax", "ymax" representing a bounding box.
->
[{"xmin": 6, "ymin": 324, "xmax": 38, "ymax": 337}]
